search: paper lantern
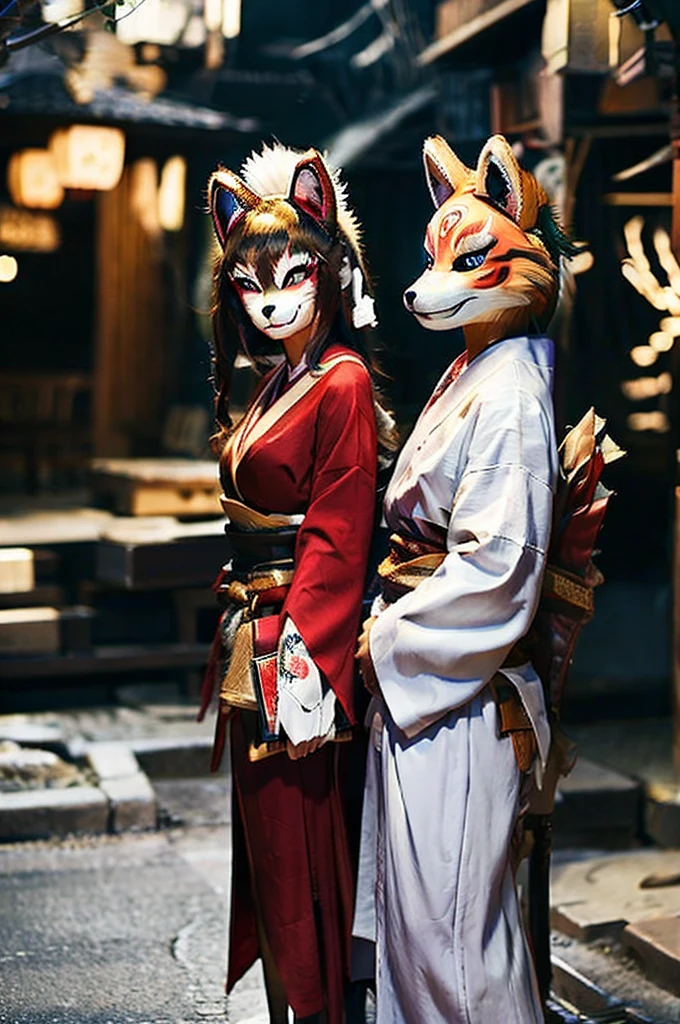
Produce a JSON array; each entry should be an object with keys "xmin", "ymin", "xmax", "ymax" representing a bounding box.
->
[
  {"xmin": 222, "ymin": 0, "xmax": 241, "ymax": 38},
  {"xmin": 49, "ymin": 126, "xmax": 125, "ymax": 192},
  {"xmin": 7, "ymin": 149, "xmax": 64, "ymax": 210},
  {"xmin": 0, "ymin": 207, "xmax": 60, "ymax": 253},
  {"xmin": 115, "ymin": 0, "xmax": 188, "ymax": 46},
  {"xmin": 0, "ymin": 255, "xmax": 18, "ymax": 283},
  {"xmin": 158, "ymin": 156, "xmax": 186, "ymax": 232},
  {"xmin": 41, "ymin": 0, "xmax": 83, "ymax": 23}
]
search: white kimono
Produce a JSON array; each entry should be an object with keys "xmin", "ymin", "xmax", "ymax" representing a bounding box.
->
[{"xmin": 353, "ymin": 335, "xmax": 557, "ymax": 1024}]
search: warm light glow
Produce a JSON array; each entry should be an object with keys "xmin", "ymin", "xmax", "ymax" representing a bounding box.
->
[
  {"xmin": 568, "ymin": 250, "xmax": 594, "ymax": 275},
  {"xmin": 41, "ymin": 0, "xmax": 83, "ymax": 22},
  {"xmin": 158, "ymin": 156, "xmax": 186, "ymax": 232},
  {"xmin": 622, "ymin": 216, "xmax": 680, "ymax": 315},
  {"xmin": 7, "ymin": 149, "xmax": 64, "ymax": 210},
  {"xmin": 222, "ymin": 0, "xmax": 241, "ymax": 38},
  {"xmin": 0, "ymin": 255, "xmax": 18, "ymax": 283},
  {"xmin": 653, "ymin": 227, "xmax": 680, "ymax": 293},
  {"xmin": 649, "ymin": 331, "xmax": 674, "ymax": 352},
  {"xmin": 627, "ymin": 411, "xmax": 670, "ymax": 433},
  {"xmin": 130, "ymin": 159, "xmax": 159, "ymax": 235},
  {"xmin": 630, "ymin": 346, "xmax": 658, "ymax": 367},
  {"xmin": 0, "ymin": 207, "xmax": 60, "ymax": 252},
  {"xmin": 659, "ymin": 316, "xmax": 680, "ymax": 335},
  {"xmin": 621, "ymin": 373, "xmax": 672, "ymax": 401},
  {"xmin": 204, "ymin": 0, "xmax": 222, "ymax": 30},
  {"xmin": 116, "ymin": 0, "xmax": 188, "ymax": 46},
  {"xmin": 49, "ymin": 126, "xmax": 125, "ymax": 191}
]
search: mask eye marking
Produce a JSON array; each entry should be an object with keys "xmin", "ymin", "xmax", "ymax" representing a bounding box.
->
[
  {"xmin": 423, "ymin": 248, "xmax": 434, "ymax": 270},
  {"xmin": 232, "ymin": 275, "xmax": 261, "ymax": 293},
  {"xmin": 451, "ymin": 240, "xmax": 495, "ymax": 273},
  {"xmin": 282, "ymin": 262, "xmax": 316, "ymax": 289}
]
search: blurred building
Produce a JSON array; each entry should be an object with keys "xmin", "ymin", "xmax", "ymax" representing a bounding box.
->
[{"xmin": 0, "ymin": 0, "xmax": 679, "ymax": 724}]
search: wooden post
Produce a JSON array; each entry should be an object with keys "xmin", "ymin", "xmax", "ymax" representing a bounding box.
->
[{"xmin": 672, "ymin": 74, "xmax": 680, "ymax": 776}]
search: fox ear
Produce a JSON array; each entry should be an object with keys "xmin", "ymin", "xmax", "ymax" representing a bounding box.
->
[
  {"xmin": 209, "ymin": 170, "xmax": 261, "ymax": 249},
  {"xmin": 289, "ymin": 151, "xmax": 337, "ymax": 235},
  {"xmin": 423, "ymin": 135, "xmax": 471, "ymax": 208},
  {"xmin": 475, "ymin": 135, "xmax": 545, "ymax": 231}
]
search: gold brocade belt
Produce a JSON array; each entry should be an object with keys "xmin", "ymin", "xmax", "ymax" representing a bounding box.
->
[
  {"xmin": 376, "ymin": 533, "xmax": 588, "ymax": 773},
  {"xmin": 215, "ymin": 561, "xmax": 294, "ymax": 717},
  {"xmin": 218, "ymin": 562, "xmax": 295, "ymax": 616}
]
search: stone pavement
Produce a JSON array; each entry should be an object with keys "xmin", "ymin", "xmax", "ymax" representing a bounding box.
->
[{"xmin": 1, "ymin": 697, "xmax": 680, "ymax": 1020}]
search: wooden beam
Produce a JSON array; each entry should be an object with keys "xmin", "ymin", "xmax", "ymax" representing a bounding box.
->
[
  {"xmin": 0, "ymin": 642, "xmax": 212, "ymax": 679},
  {"xmin": 602, "ymin": 192, "xmax": 673, "ymax": 206},
  {"xmin": 672, "ymin": 103, "xmax": 680, "ymax": 776},
  {"xmin": 417, "ymin": 0, "xmax": 537, "ymax": 66}
]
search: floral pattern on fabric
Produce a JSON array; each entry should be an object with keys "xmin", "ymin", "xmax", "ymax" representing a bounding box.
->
[{"xmin": 277, "ymin": 615, "xmax": 337, "ymax": 746}]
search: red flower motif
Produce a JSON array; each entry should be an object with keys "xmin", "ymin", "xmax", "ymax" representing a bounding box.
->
[{"xmin": 288, "ymin": 654, "xmax": 310, "ymax": 679}]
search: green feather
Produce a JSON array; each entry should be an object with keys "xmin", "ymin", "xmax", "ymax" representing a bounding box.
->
[{"xmin": 533, "ymin": 204, "xmax": 585, "ymax": 263}]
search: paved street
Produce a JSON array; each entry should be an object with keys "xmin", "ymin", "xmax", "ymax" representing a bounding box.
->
[
  {"xmin": 1, "ymin": 776, "xmax": 679, "ymax": 1024},
  {"xmin": 0, "ymin": 788, "xmax": 269, "ymax": 1024}
]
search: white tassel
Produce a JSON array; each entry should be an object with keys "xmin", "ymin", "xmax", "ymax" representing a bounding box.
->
[{"xmin": 351, "ymin": 265, "xmax": 378, "ymax": 330}]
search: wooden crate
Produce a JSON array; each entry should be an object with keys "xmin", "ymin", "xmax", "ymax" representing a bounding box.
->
[
  {"xmin": 0, "ymin": 548, "xmax": 34, "ymax": 594},
  {"xmin": 0, "ymin": 607, "xmax": 60, "ymax": 654},
  {"xmin": 90, "ymin": 458, "xmax": 222, "ymax": 517}
]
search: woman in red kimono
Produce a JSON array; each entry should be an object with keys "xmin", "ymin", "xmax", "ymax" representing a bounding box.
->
[{"xmin": 199, "ymin": 143, "xmax": 389, "ymax": 1024}]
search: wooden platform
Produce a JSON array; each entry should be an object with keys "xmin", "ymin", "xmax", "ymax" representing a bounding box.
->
[
  {"xmin": 90, "ymin": 458, "xmax": 222, "ymax": 517},
  {"xmin": 0, "ymin": 642, "xmax": 211, "ymax": 680}
]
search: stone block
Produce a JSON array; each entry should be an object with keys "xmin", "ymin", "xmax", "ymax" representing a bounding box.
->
[
  {"xmin": 623, "ymin": 915, "xmax": 680, "ymax": 996},
  {"xmin": 551, "ymin": 849, "xmax": 680, "ymax": 942},
  {"xmin": 0, "ymin": 718, "xmax": 67, "ymax": 756},
  {"xmin": 131, "ymin": 736, "xmax": 215, "ymax": 779},
  {"xmin": 99, "ymin": 773, "xmax": 157, "ymax": 833},
  {"xmin": 645, "ymin": 782, "xmax": 680, "ymax": 849},
  {"xmin": 553, "ymin": 756, "xmax": 641, "ymax": 847},
  {"xmin": 86, "ymin": 741, "xmax": 140, "ymax": 781},
  {"xmin": 0, "ymin": 786, "xmax": 108, "ymax": 840}
]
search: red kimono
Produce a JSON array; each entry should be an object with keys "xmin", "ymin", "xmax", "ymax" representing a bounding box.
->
[{"xmin": 221, "ymin": 342, "xmax": 377, "ymax": 1021}]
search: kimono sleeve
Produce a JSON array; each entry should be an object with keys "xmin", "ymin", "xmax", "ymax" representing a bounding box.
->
[
  {"xmin": 279, "ymin": 360, "xmax": 378, "ymax": 730},
  {"xmin": 370, "ymin": 384, "xmax": 556, "ymax": 739}
]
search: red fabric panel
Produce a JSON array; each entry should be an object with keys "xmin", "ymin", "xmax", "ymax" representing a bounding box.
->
[
  {"xmin": 228, "ymin": 712, "xmax": 354, "ymax": 1022},
  {"xmin": 280, "ymin": 358, "xmax": 377, "ymax": 722},
  {"xmin": 224, "ymin": 347, "xmax": 378, "ymax": 724}
]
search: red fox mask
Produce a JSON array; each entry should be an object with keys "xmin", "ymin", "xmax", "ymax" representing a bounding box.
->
[{"xmin": 404, "ymin": 134, "xmax": 577, "ymax": 336}]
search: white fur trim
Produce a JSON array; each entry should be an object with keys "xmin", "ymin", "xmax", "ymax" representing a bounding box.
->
[{"xmin": 239, "ymin": 142, "xmax": 364, "ymax": 266}]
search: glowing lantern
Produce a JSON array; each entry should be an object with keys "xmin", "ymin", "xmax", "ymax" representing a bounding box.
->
[
  {"xmin": 0, "ymin": 255, "xmax": 18, "ymax": 283},
  {"xmin": 0, "ymin": 207, "xmax": 60, "ymax": 253},
  {"xmin": 7, "ymin": 150, "xmax": 64, "ymax": 210},
  {"xmin": 41, "ymin": 0, "xmax": 83, "ymax": 22},
  {"xmin": 630, "ymin": 346, "xmax": 658, "ymax": 368},
  {"xmin": 131, "ymin": 159, "xmax": 160, "ymax": 235},
  {"xmin": 158, "ymin": 156, "xmax": 186, "ymax": 232},
  {"xmin": 115, "ymin": 0, "xmax": 187, "ymax": 46},
  {"xmin": 222, "ymin": 0, "xmax": 241, "ymax": 38},
  {"xmin": 49, "ymin": 126, "xmax": 125, "ymax": 191}
]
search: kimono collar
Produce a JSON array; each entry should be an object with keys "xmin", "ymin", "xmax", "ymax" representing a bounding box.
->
[
  {"xmin": 391, "ymin": 335, "xmax": 554, "ymax": 497},
  {"xmin": 425, "ymin": 335, "xmax": 553, "ymax": 422}
]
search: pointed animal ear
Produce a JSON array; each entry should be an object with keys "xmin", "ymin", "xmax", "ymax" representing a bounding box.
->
[
  {"xmin": 289, "ymin": 151, "xmax": 337, "ymax": 235},
  {"xmin": 209, "ymin": 169, "xmax": 261, "ymax": 249},
  {"xmin": 475, "ymin": 135, "xmax": 546, "ymax": 231},
  {"xmin": 422, "ymin": 135, "xmax": 472, "ymax": 208}
]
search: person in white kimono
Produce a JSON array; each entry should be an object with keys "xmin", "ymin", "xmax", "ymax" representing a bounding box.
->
[{"xmin": 354, "ymin": 134, "xmax": 581, "ymax": 1023}]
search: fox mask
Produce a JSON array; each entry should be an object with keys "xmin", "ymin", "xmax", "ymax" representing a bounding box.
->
[
  {"xmin": 209, "ymin": 151, "xmax": 337, "ymax": 342},
  {"xmin": 404, "ymin": 134, "xmax": 577, "ymax": 337}
]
